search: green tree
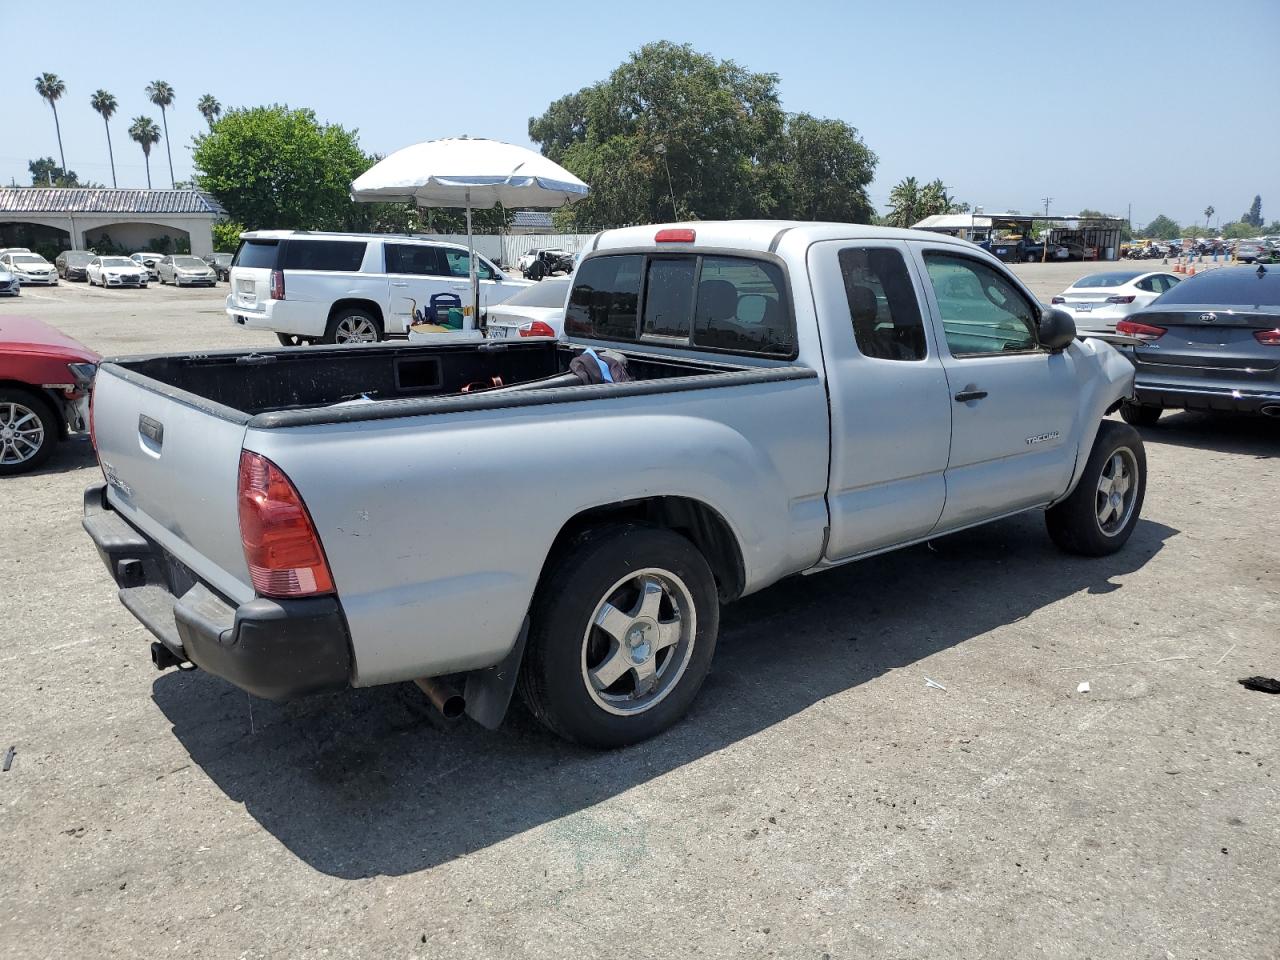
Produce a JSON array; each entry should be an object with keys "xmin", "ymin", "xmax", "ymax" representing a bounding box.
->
[
  {"xmin": 1221, "ymin": 221, "xmax": 1257, "ymax": 239},
  {"xmin": 35, "ymin": 73, "xmax": 67, "ymax": 174},
  {"xmin": 1141, "ymin": 214, "xmax": 1181, "ymax": 240},
  {"xmin": 28, "ymin": 156, "xmax": 79, "ymax": 187},
  {"xmin": 1242, "ymin": 195, "xmax": 1263, "ymax": 229},
  {"xmin": 197, "ymin": 94, "xmax": 222, "ymax": 129},
  {"xmin": 1203, "ymin": 205, "xmax": 1214, "ymax": 230},
  {"xmin": 777, "ymin": 113, "xmax": 876, "ymax": 223},
  {"xmin": 211, "ymin": 220, "xmax": 244, "ymax": 252},
  {"xmin": 884, "ymin": 176, "xmax": 922, "ymax": 227},
  {"xmin": 90, "ymin": 90, "xmax": 119, "ymax": 188},
  {"xmin": 128, "ymin": 116, "xmax": 161, "ymax": 189},
  {"xmin": 145, "ymin": 80, "xmax": 176, "ymax": 187}
]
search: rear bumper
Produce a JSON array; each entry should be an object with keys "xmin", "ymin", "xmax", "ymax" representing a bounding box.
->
[
  {"xmin": 82, "ymin": 483, "xmax": 352, "ymax": 700},
  {"xmin": 1132, "ymin": 381, "xmax": 1280, "ymax": 414},
  {"xmin": 226, "ymin": 296, "xmax": 323, "ymax": 336}
]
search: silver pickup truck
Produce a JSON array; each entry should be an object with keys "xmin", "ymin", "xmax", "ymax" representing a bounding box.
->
[{"xmin": 83, "ymin": 222, "xmax": 1144, "ymax": 747}]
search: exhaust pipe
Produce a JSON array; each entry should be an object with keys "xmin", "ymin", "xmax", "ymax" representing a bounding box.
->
[
  {"xmin": 414, "ymin": 677, "xmax": 465, "ymax": 721},
  {"xmin": 1261, "ymin": 405, "xmax": 1280, "ymax": 418}
]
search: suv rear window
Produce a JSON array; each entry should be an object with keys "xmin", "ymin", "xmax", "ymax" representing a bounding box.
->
[
  {"xmin": 565, "ymin": 253, "xmax": 794, "ymax": 357},
  {"xmin": 281, "ymin": 239, "xmax": 367, "ymax": 272},
  {"xmin": 233, "ymin": 239, "xmax": 279, "ymax": 269}
]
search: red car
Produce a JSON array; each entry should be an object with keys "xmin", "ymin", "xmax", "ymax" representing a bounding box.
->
[{"xmin": 0, "ymin": 316, "xmax": 99, "ymax": 475}]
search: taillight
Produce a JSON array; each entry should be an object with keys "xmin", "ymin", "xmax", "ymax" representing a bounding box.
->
[
  {"xmin": 518, "ymin": 320, "xmax": 557, "ymax": 338},
  {"xmin": 1051, "ymin": 296, "xmax": 1065, "ymax": 304},
  {"xmin": 88, "ymin": 387, "xmax": 97, "ymax": 451},
  {"xmin": 1116, "ymin": 319, "xmax": 1167, "ymax": 341},
  {"xmin": 1255, "ymin": 328, "xmax": 1280, "ymax": 346},
  {"xmin": 655, "ymin": 228, "xmax": 695, "ymax": 243},
  {"xmin": 269, "ymin": 269, "xmax": 285, "ymax": 300},
  {"xmin": 237, "ymin": 450, "xmax": 333, "ymax": 598},
  {"xmin": 1106, "ymin": 296, "xmax": 1136, "ymax": 304}
]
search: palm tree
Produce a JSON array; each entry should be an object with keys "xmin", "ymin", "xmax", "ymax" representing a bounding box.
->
[
  {"xmin": 197, "ymin": 94, "xmax": 222, "ymax": 129},
  {"xmin": 90, "ymin": 90, "xmax": 119, "ymax": 188},
  {"xmin": 920, "ymin": 179, "xmax": 955, "ymax": 218},
  {"xmin": 1204, "ymin": 205, "xmax": 1215, "ymax": 230},
  {"xmin": 886, "ymin": 176, "xmax": 922, "ymax": 228},
  {"xmin": 145, "ymin": 80, "xmax": 176, "ymax": 186},
  {"xmin": 35, "ymin": 72, "xmax": 67, "ymax": 174},
  {"xmin": 128, "ymin": 116, "xmax": 162, "ymax": 189}
]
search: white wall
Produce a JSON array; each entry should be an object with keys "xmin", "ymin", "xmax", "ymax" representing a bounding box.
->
[{"xmin": 426, "ymin": 233, "xmax": 599, "ymax": 269}]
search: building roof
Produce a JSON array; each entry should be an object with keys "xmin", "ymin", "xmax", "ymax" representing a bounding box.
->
[
  {"xmin": 914, "ymin": 214, "xmax": 993, "ymax": 230},
  {"xmin": 511, "ymin": 209, "xmax": 554, "ymax": 229},
  {"xmin": 0, "ymin": 188, "xmax": 226, "ymax": 217}
]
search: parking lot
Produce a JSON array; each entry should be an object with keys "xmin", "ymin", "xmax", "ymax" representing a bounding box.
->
[{"xmin": 2, "ymin": 263, "xmax": 1278, "ymax": 959}]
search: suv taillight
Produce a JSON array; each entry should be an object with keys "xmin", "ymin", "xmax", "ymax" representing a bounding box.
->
[
  {"xmin": 237, "ymin": 450, "xmax": 333, "ymax": 597},
  {"xmin": 1255, "ymin": 328, "xmax": 1280, "ymax": 346},
  {"xmin": 1116, "ymin": 319, "xmax": 1167, "ymax": 341},
  {"xmin": 270, "ymin": 269, "xmax": 285, "ymax": 300}
]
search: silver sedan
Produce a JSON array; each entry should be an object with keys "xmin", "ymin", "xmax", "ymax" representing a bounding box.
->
[{"xmin": 157, "ymin": 255, "xmax": 217, "ymax": 287}]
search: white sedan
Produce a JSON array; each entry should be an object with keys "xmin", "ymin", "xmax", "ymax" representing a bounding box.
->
[
  {"xmin": 0, "ymin": 252, "xmax": 58, "ymax": 285},
  {"xmin": 129, "ymin": 252, "xmax": 162, "ymax": 280},
  {"xmin": 485, "ymin": 276, "xmax": 571, "ymax": 339},
  {"xmin": 87, "ymin": 256, "xmax": 149, "ymax": 288},
  {"xmin": 1050, "ymin": 270, "xmax": 1182, "ymax": 332}
]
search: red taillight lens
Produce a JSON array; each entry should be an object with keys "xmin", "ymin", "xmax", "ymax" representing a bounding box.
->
[
  {"xmin": 1255, "ymin": 328, "xmax": 1280, "ymax": 346},
  {"xmin": 269, "ymin": 269, "xmax": 285, "ymax": 300},
  {"xmin": 518, "ymin": 320, "xmax": 557, "ymax": 338},
  {"xmin": 655, "ymin": 228, "xmax": 695, "ymax": 243},
  {"xmin": 1106, "ymin": 296, "xmax": 1136, "ymax": 304},
  {"xmin": 1051, "ymin": 296, "xmax": 1065, "ymax": 304},
  {"xmin": 237, "ymin": 450, "xmax": 333, "ymax": 597},
  {"xmin": 1116, "ymin": 319, "xmax": 1167, "ymax": 341}
]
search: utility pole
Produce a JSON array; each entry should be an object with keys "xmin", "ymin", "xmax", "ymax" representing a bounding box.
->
[{"xmin": 1040, "ymin": 197, "xmax": 1053, "ymax": 262}]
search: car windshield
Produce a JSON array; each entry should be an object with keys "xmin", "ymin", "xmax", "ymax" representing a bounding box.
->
[
  {"xmin": 174, "ymin": 257, "xmax": 206, "ymax": 268},
  {"xmin": 13, "ymin": 255, "xmax": 48, "ymax": 265},
  {"xmin": 1073, "ymin": 272, "xmax": 1140, "ymax": 288},
  {"xmin": 65, "ymin": 252, "xmax": 93, "ymax": 264},
  {"xmin": 501, "ymin": 278, "xmax": 572, "ymax": 309},
  {"xmin": 1152, "ymin": 269, "xmax": 1280, "ymax": 308},
  {"xmin": 102, "ymin": 257, "xmax": 135, "ymax": 267},
  {"xmin": 214, "ymin": 253, "xmax": 233, "ymax": 264}
]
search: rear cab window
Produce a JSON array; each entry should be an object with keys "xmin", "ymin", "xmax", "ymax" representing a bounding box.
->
[{"xmin": 565, "ymin": 252, "xmax": 795, "ymax": 358}]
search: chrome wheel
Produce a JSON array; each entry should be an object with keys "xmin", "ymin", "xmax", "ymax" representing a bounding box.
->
[
  {"xmin": 334, "ymin": 315, "xmax": 379, "ymax": 343},
  {"xmin": 1096, "ymin": 446, "xmax": 1138, "ymax": 536},
  {"xmin": 0, "ymin": 401, "xmax": 46, "ymax": 466},
  {"xmin": 581, "ymin": 568, "xmax": 697, "ymax": 717}
]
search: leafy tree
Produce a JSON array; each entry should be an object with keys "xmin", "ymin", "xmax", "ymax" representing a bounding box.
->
[
  {"xmin": 90, "ymin": 90, "xmax": 119, "ymax": 187},
  {"xmin": 918, "ymin": 179, "xmax": 954, "ymax": 219},
  {"xmin": 28, "ymin": 156, "xmax": 79, "ymax": 187},
  {"xmin": 128, "ymin": 116, "xmax": 162, "ymax": 189},
  {"xmin": 1221, "ymin": 221, "xmax": 1257, "ymax": 239},
  {"xmin": 1265, "ymin": 220, "xmax": 1280, "ymax": 234},
  {"xmin": 145, "ymin": 80, "xmax": 176, "ymax": 187},
  {"xmin": 211, "ymin": 220, "xmax": 244, "ymax": 252},
  {"xmin": 1242, "ymin": 195, "xmax": 1263, "ymax": 229},
  {"xmin": 197, "ymin": 94, "xmax": 222, "ymax": 129},
  {"xmin": 1204, "ymin": 205, "xmax": 1214, "ymax": 230},
  {"xmin": 885, "ymin": 176, "xmax": 922, "ymax": 227},
  {"xmin": 1141, "ymin": 214, "xmax": 1180, "ymax": 240},
  {"xmin": 529, "ymin": 42, "xmax": 873, "ymax": 227},
  {"xmin": 35, "ymin": 73, "xmax": 67, "ymax": 174}
]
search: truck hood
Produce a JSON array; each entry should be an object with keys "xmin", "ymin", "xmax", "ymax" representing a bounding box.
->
[{"xmin": 0, "ymin": 315, "xmax": 100, "ymax": 363}]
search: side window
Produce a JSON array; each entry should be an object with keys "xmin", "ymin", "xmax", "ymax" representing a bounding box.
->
[
  {"xmin": 1135, "ymin": 277, "xmax": 1156, "ymax": 293},
  {"xmin": 642, "ymin": 258, "xmax": 696, "ymax": 338},
  {"xmin": 385, "ymin": 243, "xmax": 443, "ymax": 276},
  {"xmin": 282, "ymin": 240, "xmax": 367, "ymax": 272},
  {"xmin": 1158, "ymin": 275, "xmax": 1179, "ymax": 293},
  {"xmin": 692, "ymin": 256, "xmax": 793, "ymax": 357},
  {"xmin": 837, "ymin": 247, "xmax": 927, "ymax": 361},
  {"xmin": 564, "ymin": 255, "xmax": 643, "ymax": 341},
  {"xmin": 442, "ymin": 249, "xmax": 494, "ymax": 280},
  {"xmin": 923, "ymin": 253, "xmax": 1039, "ymax": 356}
]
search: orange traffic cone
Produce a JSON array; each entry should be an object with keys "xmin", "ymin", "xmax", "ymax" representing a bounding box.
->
[
  {"xmin": 1187, "ymin": 264, "xmax": 1196, "ymax": 276},
  {"xmin": 1173, "ymin": 262, "xmax": 1183, "ymax": 273}
]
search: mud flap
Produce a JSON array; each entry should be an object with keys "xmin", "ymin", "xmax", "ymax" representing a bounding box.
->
[{"xmin": 463, "ymin": 617, "xmax": 529, "ymax": 729}]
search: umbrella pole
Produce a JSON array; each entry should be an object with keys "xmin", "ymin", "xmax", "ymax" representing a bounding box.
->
[{"xmin": 466, "ymin": 188, "xmax": 479, "ymax": 331}]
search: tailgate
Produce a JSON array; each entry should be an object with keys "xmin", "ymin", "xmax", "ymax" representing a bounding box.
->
[{"xmin": 91, "ymin": 366, "xmax": 254, "ymax": 603}]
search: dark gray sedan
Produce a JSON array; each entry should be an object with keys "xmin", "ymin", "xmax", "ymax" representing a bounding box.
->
[{"xmin": 1117, "ymin": 265, "xmax": 1280, "ymax": 423}]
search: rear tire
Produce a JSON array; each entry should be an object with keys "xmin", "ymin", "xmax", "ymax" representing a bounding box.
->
[
  {"xmin": 0, "ymin": 388, "xmax": 58, "ymax": 476},
  {"xmin": 276, "ymin": 333, "xmax": 314, "ymax": 347},
  {"xmin": 518, "ymin": 524, "xmax": 719, "ymax": 748},
  {"xmin": 322, "ymin": 308, "xmax": 382, "ymax": 345},
  {"xmin": 1119, "ymin": 401, "xmax": 1162, "ymax": 427},
  {"xmin": 1046, "ymin": 421, "xmax": 1146, "ymax": 556}
]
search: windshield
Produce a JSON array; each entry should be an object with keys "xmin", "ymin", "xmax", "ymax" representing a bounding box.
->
[
  {"xmin": 65, "ymin": 252, "xmax": 93, "ymax": 264},
  {"xmin": 13, "ymin": 254, "xmax": 48, "ymax": 265},
  {"xmin": 175, "ymin": 257, "xmax": 206, "ymax": 268},
  {"xmin": 102, "ymin": 257, "xmax": 135, "ymax": 267},
  {"xmin": 214, "ymin": 253, "xmax": 233, "ymax": 264},
  {"xmin": 502, "ymin": 277, "xmax": 572, "ymax": 309},
  {"xmin": 1073, "ymin": 272, "xmax": 1141, "ymax": 288},
  {"xmin": 1153, "ymin": 269, "xmax": 1280, "ymax": 308}
]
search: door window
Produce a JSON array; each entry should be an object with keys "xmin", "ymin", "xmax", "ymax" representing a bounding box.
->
[
  {"xmin": 838, "ymin": 247, "xmax": 927, "ymax": 361},
  {"xmin": 923, "ymin": 253, "xmax": 1039, "ymax": 356},
  {"xmin": 1135, "ymin": 277, "xmax": 1156, "ymax": 293},
  {"xmin": 385, "ymin": 243, "xmax": 444, "ymax": 276},
  {"xmin": 442, "ymin": 249, "xmax": 497, "ymax": 280}
]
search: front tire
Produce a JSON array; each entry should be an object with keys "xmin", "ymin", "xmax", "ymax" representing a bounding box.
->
[
  {"xmin": 1119, "ymin": 401, "xmax": 1162, "ymax": 427},
  {"xmin": 519, "ymin": 524, "xmax": 720, "ymax": 748},
  {"xmin": 0, "ymin": 389, "xmax": 58, "ymax": 476},
  {"xmin": 1046, "ymin": 421, "xmax": 1146, "ymax": 556}
]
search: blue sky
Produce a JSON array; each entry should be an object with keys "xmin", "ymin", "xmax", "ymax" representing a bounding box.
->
[{"xmin": 6, "ymin": 0, "xmax": 1278, "ymax": 229}]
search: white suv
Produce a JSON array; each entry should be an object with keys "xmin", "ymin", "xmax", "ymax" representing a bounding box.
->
[{"xmin": 225, "ymin": 231, "xmax": 531, "ymax": 346}]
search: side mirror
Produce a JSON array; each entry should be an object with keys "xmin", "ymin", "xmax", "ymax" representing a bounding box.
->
[{"xmin": 1039, "ymin": 307, "xmax": 1077, "ymax": 352}]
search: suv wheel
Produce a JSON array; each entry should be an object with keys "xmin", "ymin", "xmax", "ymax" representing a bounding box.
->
[
  {"xmin": 276, "ymin": 334, "xmax": 314, "ymax": 347},
  {"xmin": 325, "ymin": 308, "xmax": 382, "ymax": 345},
  {"xmin": 1045, "ymin": 421, "xmax": 1146, "ymax": 556},
  {"xmin": 518, "ymin": 524, "xmax": 719, "ymax": 748},
  {"xmin": 0, "ymin": 389, "xmax": 58, "ymax": 476}
]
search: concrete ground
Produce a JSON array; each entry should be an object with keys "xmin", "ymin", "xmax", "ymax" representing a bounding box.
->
[{"xmin": 1, "ymin": 263, "xmax": 1277, "ymax": 960}]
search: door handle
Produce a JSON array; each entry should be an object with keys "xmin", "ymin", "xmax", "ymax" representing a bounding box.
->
[
  {"xmin": 391, "ymin": 281, "xmax": 408, "ymax": 287},
  {"xmin": 954, "ymin": 389, "xmax": 988, "ymax": 403}
]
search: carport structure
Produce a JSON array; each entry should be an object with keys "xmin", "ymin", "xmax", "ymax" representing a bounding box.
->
[
  {"xmin": 914, "ymin": 212, "xmax": 1127, "ymax": 261},
  {"xmin": 0, "ymin": 188, "xmax": 224, "ymax": 257}
]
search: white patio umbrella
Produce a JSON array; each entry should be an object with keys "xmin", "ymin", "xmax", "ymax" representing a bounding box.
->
[{"xmin": 350, "ymin": 137, "xmax": 589, "ymax": 324}]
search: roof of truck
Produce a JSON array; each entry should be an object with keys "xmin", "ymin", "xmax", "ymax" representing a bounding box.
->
[{"xmin": 591, "ymin": 221, "xmax": 980, "ymax": 254}]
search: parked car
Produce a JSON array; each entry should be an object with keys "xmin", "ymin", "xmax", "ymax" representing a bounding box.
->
[
  {"xmin": 129, "ymin": 252, "xmax": 162, "ymax": 280},
  {"xmin": 157, "ymin": 255, "xmax": 217, "ymax": 287},
  {"xmin": 1116, "ymin": 264, "xmax": 1280, "ymax": 423},
  {"xmin": 1055, "ymin": 238, "xmax": 1099, "ymax": 261},
  {"xmin": 517, "ymin": 247, "xmax": 570, "ymax": 275},
  {"xmin": 486, "ymin": 276, "xmax": 572, "ymax": 339},
  {"xmin": 55, "ymin": 249, "xmax": 95, "ymax": 281},
  {"xmin": 0, "ymin": 266, "xmax": 19, "ymax": 297},
  {"xmin": 0, "ymin": 251, "xmax": 58, "ymax": 285},
  {"xmin": 522, "ymin": 248, "xmax": 575, "ymax": 280},
  {"xmin": 1051, "ymin": 270, "xmax": 1182, "ymax": 333},
  {"xmin": 87, "ymin": 256, "xmax": 149, "ymax": 288},
  {"xmin": 86, "ymin": 220, "xmax": 1143, "ymax": 747},
  {"xmin": 0, "ymin": 315, "xmax": 98, "ymax": 474},
  {"xmin": 225, "ymin": 231, "xmax": 532, "ymax": 346},
  {"xmin": 203, "ymin": 252, "xmax": 234, "ymax": 281},
  {"xmin": 1234, "ymin": 241, "xmax": 1267, "ymax": 264}
]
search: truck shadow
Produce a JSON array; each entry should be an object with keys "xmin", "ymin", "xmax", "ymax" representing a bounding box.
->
[
  {"xmin": 1139, "ymin": 410, "xmax": 1279, "ymax": 458},
  {"xmin": 152, "ymin": 513, "xmax": 1176, "ymax": 880}
]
